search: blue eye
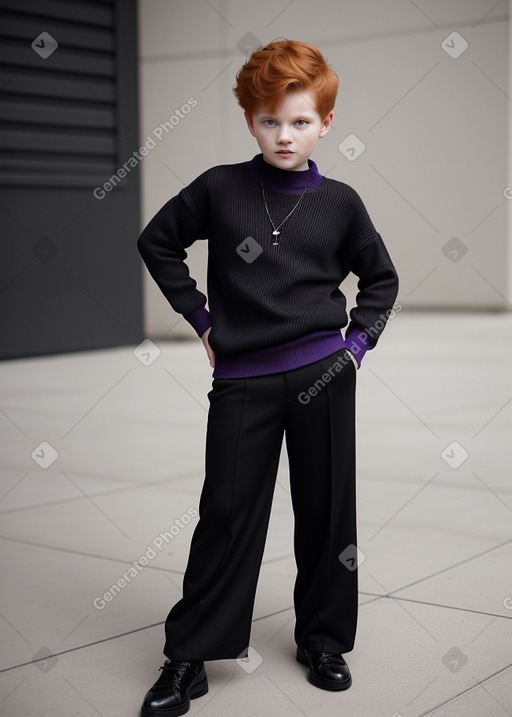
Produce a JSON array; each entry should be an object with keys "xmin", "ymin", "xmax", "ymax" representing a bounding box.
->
[
  {"xmin": 296, "ymin": 120, "xmax": 308, "ymax": 127},
  {"xmin": 263, "ymin": 119, "xmax": 276, "ymax": 126}
]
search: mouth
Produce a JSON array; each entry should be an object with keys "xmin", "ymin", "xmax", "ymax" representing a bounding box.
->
[{"xmin": 276, "ymin": 150, "xmax": 294, "ymax": 156}]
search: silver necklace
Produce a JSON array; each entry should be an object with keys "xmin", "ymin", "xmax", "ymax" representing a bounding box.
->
[{"xmin": 261, "ymin": 182, "xmax": 307, "ymax": 246}]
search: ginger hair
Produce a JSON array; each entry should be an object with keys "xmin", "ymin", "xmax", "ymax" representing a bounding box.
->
[{"xmin": 233, "ymin": 39, "xmax": 339, "ymax": 119}]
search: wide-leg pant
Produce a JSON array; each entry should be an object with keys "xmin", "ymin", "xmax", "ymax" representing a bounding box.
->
[{"xmin": 163, "ymin": 348, "xmax": 358, "ymax": 661}]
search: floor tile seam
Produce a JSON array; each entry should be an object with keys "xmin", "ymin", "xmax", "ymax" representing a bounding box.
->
[
  {"xmin": 0, "ymin": 621, "xmax": 166, "ymax": 675},
  {"xmin": 418, "ymin": 662, "xmax": 512, "ymax": 716},
  {"xmin": 360, "ymin": 591, "xmax": 512, "ymax": 621},
  {"xmin": 0, "ymin": 608, "xmax": 296, "ymax": 674},
  {"xmin": 383, "ymin": 537, "xmax": 512, "ymax": 596},
  {"xmin": 0, "ymin": 534, "xmax": 186, "ymax": 574},
  {"xmin": 0, "ymin": 535, "xmax": 295, "ymax": 573},
  {"xmin": 0, "ymin": 471, "xmax": 201, "ymax": 516}
]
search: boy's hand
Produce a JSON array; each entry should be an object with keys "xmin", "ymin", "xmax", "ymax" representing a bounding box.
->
[
  {"xmin": 346, "ymin": 350, "xmax": 358, "ymax": 370},
  {"xmin": 201, "ymin": 327, "xmax": 215, "ymax": 368}
]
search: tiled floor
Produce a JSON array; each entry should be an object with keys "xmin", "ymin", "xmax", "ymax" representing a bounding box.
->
[{"xmin": 1, "ymin": 311, "xmax": 511, "ymax": 716}]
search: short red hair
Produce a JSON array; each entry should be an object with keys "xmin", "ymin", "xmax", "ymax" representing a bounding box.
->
[{"xmin": 233, "ymin": 39, "xmax": 339, "ymax": 119}]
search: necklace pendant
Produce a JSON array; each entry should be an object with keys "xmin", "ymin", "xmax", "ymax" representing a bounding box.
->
[{"xmin": 261, "ymin": 181, "xmax": 306, "ymax": 249}]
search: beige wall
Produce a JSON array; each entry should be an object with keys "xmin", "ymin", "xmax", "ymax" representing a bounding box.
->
[
  {"xmin": 508, "ymin": 0, "xmax": 512, "ymax": 304},
  {"xmin": 137, "ymin": 0, "xmax": 510, "ymax": 339}
]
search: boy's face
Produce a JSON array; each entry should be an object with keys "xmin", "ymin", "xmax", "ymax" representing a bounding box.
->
[{"xmin": 245, "ymin": 90, "xmax": 333, "ymax": 172}]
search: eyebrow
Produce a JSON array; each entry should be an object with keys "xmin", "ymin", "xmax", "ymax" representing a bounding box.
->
[{"xmin": 259, "ymin": 113, "xmax": 316, "ymax": 120}]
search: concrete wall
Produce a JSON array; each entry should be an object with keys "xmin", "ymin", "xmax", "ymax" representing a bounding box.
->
[{"xmin": 137, "ymin": 0, "xmax": 510, "ymax": 339}]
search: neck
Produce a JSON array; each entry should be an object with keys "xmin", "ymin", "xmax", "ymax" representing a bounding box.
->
[{"xmin": 248, "ymin": 153, "xmax": 323, "ymax": 195}]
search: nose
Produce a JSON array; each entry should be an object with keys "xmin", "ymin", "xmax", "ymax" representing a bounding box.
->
[{"xmin": 277, "ymin": 124, "xmax": 292, "ymax": 144}]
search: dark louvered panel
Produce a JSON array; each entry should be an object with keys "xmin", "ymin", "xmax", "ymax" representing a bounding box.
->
[{"xmin": 0, "ymin": 0, "xmax": 119, "ymax": 187}]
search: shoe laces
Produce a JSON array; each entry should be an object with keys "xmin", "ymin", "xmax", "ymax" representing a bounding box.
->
[
  {"xmin": 156, "ymin": 659, "xmax": 194, "ymax": 685},
  {"xmin": 317, "ymin": 652, "xmax": 345, "ymax": 666}
]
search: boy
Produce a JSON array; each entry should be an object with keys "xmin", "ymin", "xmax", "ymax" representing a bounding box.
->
[{"xmin": 138, "ymin": 39, "xmax": 399, "ymax": 716}]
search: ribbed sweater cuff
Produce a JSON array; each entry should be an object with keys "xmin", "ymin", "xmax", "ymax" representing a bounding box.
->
[
  {"xmin": 184, "ymin": 306, "xmax": 211, "ymax": 338},
  {"xmin": 344, "ymin": 329, "xmax": 371, "ymax": 368}
]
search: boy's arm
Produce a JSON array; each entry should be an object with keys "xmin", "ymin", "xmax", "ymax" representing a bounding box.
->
[
  {"xmin": 137, "ymin": 182, "xmax": 212, "ymax": 338},
  {"xmin": 344, "ymin": 234, "xmax": 399, "ymax": 368}
]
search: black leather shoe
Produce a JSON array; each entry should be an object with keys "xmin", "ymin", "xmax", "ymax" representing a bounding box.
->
[
  {"xmin": 296, "ymin": 646, "xmax": 352, "ymax": 691},
  {"xmin": 141, "ymin": 659, "xmax": 208, "ymax": 716}
]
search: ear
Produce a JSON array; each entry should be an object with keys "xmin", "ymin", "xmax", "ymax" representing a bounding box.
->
[
  {"xmin": 318, "ymin": 111, "xmax": 334, "ymax": 138},
  {"xmin": 244, "ymin": 111, "xmax": 256, "ymax": 137}
]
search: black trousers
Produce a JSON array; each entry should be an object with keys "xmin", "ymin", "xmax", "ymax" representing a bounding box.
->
[{"xmin": 163, "ymin": 348, "xmax": 358, "ymax": 661}]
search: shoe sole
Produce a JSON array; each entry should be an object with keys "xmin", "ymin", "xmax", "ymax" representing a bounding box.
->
[
  {"xmin": 140, "ymin": 677, "xmax": 208, "ymax": 716},
  {"xmin": 296, "ymin": 648, "xmax": 352, "ymax": 692}
]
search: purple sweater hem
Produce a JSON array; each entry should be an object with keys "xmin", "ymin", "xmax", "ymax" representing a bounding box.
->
[{"xmin": 212, "ymin": 330, "xmax": 366, "ymax": 378}]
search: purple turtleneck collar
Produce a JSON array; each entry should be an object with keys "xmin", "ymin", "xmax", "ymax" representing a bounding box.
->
[{"xmin": 248, "ymin": 153, "xmax": 324, "ymax": 195}]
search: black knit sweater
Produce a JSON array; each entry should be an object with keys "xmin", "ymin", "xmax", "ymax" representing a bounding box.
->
[{"xmin": 138, "ymin": 154, "xmax": 399, "ymax": 367}]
